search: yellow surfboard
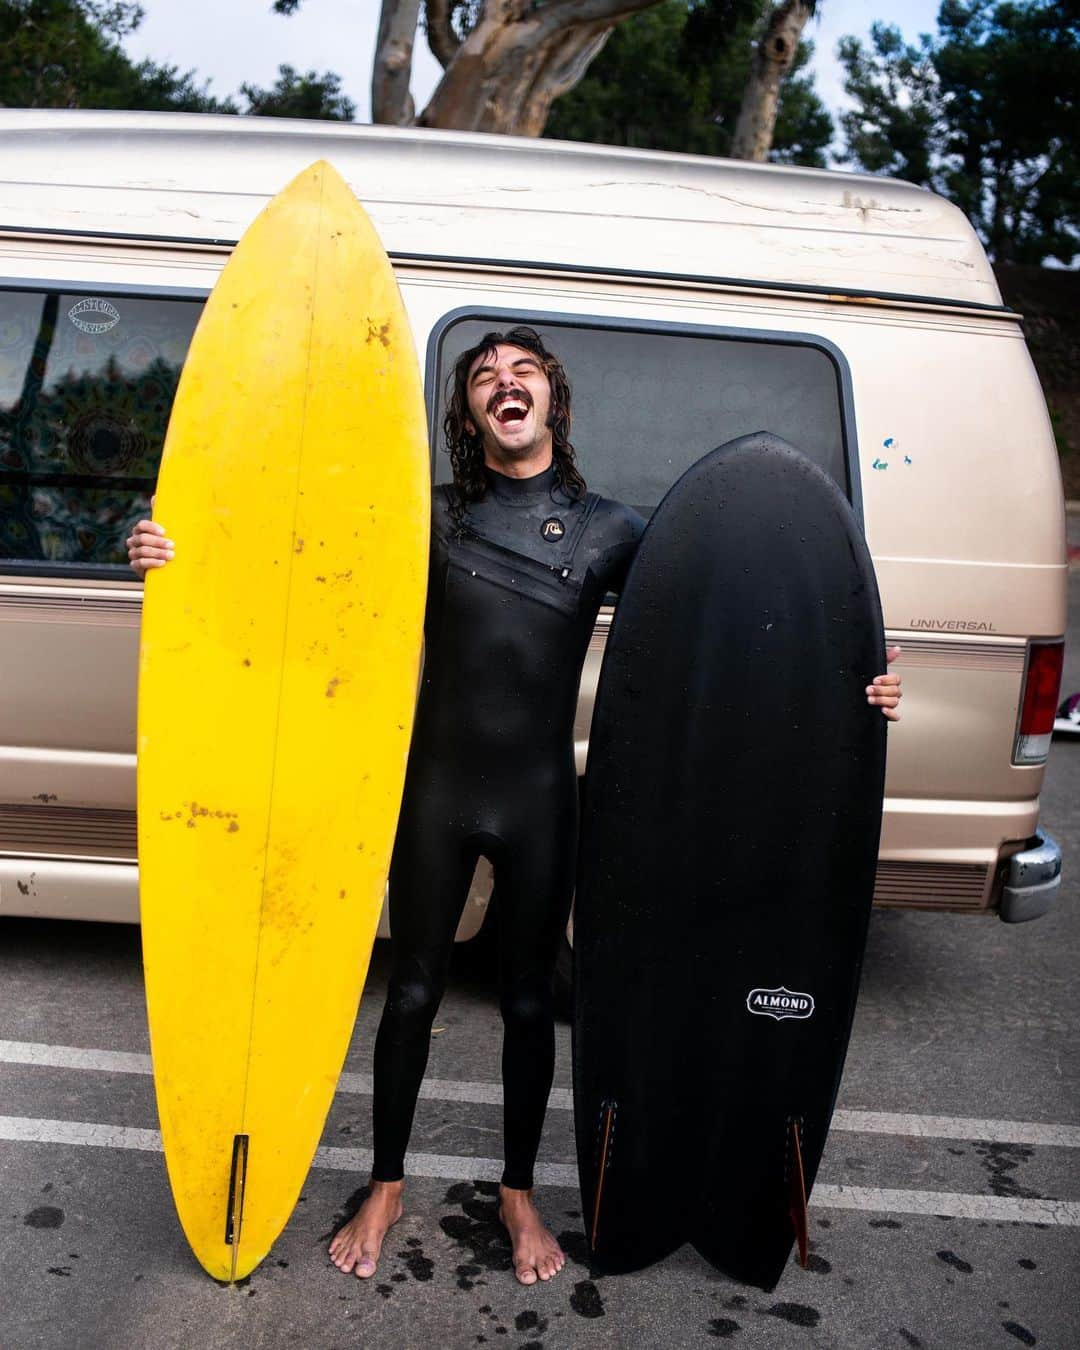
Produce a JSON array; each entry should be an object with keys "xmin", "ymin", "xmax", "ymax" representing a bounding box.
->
[{"xmin": 137, "ymin": 161, "xmax": 429, "ymax": 1281}]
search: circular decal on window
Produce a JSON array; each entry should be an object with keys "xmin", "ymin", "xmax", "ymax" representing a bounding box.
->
[
  {"xmin": 541, "ymin": 517, "xmax": 566, "ymax": 542},
  {"xmin": 68, "ymin": 298, "xmax": 120, "ymax": 335}
]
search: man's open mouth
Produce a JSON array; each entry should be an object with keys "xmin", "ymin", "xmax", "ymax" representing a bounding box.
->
[{"xmin": 490, "ymin": 392, "xmax": 531, "ymax": 425}]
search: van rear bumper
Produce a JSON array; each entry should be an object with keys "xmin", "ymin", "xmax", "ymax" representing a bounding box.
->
[
  {"xmin": 999, "ymin": 829, "xmax": 1062, "ymax": 923},
  {"xmin": 876, "ymin": 795, "xmax": 1049, "ymax": 915}
]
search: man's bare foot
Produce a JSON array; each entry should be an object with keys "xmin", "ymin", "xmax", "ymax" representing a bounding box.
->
[
  {"xmin": 328, "ymin": 1179, "xmax": 404, "ymax": 1278},
  {"xmin": 498, "ymin": 1185, "xmax": 566, "ymax": 1285}
]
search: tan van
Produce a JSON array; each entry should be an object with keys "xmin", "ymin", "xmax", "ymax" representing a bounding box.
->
[{"xmin": 0, "ymin": 109, "xmax": 1065, "ymax": 936}]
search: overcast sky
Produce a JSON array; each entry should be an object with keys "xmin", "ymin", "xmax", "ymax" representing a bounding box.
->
[{"xmin": 124, "ymin": 0, "xmax": 943, "ymax": 149}]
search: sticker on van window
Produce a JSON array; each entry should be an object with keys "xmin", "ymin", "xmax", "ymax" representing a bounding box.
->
[
  {"xmin": 746, "ymin": 986, "xmax": 815, "ymax": 1021},
  {"xmin": 68, "ymin": 298, "xmax": 120, "ymax": 334}
]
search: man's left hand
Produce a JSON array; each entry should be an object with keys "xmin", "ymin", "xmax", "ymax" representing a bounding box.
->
[{"xmin": 867, "ymin": 644, "xmax": 903, "ymax": 722}]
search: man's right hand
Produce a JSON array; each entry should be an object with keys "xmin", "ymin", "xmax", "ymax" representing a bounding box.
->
[{"xmin": 126, "ymin": 517, "xmax": 174, "ymax": 578}]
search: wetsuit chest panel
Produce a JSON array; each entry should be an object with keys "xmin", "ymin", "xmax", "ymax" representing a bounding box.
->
[
  {"xmin": 450, "ymin": 488, "xmax": 601, "ymax": 617},
  {"xmin": 448, "ymin": 533, "xmax": 584, "ymax": 617}
]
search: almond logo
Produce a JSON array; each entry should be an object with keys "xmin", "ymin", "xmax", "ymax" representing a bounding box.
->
[
  {"xmin": 746, "ymin": 986, "xmax": 815, "ymax": 1021},
  {"xmin": 68, "ymin": 298, "xmax": 120, "ymax": 334}
]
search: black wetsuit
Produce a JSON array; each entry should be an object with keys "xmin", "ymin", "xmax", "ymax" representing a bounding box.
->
[{"xmin": 371, "ymin": 464, "xmax": 645, "ymax": 1189}]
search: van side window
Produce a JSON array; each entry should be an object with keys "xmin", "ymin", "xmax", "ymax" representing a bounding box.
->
[
  {"xmin": 433, "ymin": 317, "xmax": 848, "ymax": 515},
  {"xmin": 0, "ymin": 288, "xmax": 203, "ymax": 571}
]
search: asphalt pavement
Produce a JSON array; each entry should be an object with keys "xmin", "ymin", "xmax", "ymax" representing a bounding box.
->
[{"xmin": 2, "ymin": 567, "xmax": 1079, "ymax": 1349}]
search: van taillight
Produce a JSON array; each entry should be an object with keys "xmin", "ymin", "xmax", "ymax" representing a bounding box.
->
[{"xmin": 1014, "ymin": 640, "xmax": 1065, "ymax": 764}]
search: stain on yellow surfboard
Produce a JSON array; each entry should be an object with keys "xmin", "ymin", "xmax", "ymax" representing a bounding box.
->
[{"xmin": 137, "ymin": 160, "xmax": 429, "ymax": 1281}]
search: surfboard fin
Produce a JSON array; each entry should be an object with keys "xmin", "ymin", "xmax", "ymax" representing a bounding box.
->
[
  {"xmin": 787, "ymin": 1117, "xmax": 808, "ymax": 1269},
  {"xmin": 225, "ymin": 1133, "xmax": 250, "ymax": 1283},
  {"xmin": 589, "ymin": 1100, "xmax": 617, "ymax": 1251}
]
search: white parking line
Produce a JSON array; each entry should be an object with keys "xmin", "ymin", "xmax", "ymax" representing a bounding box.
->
[
  {"xmin": 811, "ymin": 1185, "xmax": 1080, "ymax": 1226},
  {"xmin": 2, "ymin": 1114, "xmax": 1078, "ymax": 1226},
  {"xmin": 829, "ymin": 1110, "xmax": 1080, "ymax": 1149},
  {"xmin": 0, "ymin": 1041, "xmax": 153, "ymax": 1075},
  {"xmin": 0, "ymin": 1114, "xmax": 161, "ymax": 1152},
  {"xmin": 4, "ymin": 1039, "xmax": 1080, "ymax": 1148}
]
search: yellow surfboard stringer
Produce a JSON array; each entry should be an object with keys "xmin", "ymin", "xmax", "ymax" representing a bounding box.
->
[{"xmin": 137, "ymin": 161, "xmax": 429, "ymax": 1281}]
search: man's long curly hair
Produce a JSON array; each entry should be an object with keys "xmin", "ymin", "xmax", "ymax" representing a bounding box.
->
[{"xmin": 443, "ymin": 326, "xmax": 586, "ymax": 528}]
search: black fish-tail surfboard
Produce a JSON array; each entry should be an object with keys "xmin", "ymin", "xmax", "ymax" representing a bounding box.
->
[{"xmin": 573, "ymin": 432, "xmax": 886, "ymax": 1290}]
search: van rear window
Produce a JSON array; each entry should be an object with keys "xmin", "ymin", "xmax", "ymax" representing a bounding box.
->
[
  {"xmin": 0, "ymin": 288, "xmax": 202, "ymax": 572},
  {"xmin": 432, "ymin": 316, "xmax": 848, "ymax": 516}
]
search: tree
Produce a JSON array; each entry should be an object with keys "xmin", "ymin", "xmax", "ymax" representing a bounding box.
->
[
  {"xmin": 241, "ymin": 65, "xmax": 356, "ymax": 120},
  {"xmin": 276, "ymin": 0, "xmax": 685, "ymax": 134},
  {"xmin": 839, "ymin": 1, "xmax": 1080, "ymax": 265},
  {"xmin": 544, "ymin": 0, "xmax": 832, "ymax": 167},
  {"xmin": 0, "ymin": 0, "xmax": 235, "ymax": 111},
  {"xmin": 730, "ymin": 0, "xmax": 817, "ymax": 161}
]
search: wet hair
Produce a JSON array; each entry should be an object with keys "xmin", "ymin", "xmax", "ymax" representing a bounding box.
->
[{"xmin": 442, "ymin": 325, "xmax": 586, "ymax": 528}]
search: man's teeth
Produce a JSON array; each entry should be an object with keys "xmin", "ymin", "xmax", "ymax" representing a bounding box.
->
[{"xmin": 496, "ymin": 400, "xmax": 529, "ymax": 423}]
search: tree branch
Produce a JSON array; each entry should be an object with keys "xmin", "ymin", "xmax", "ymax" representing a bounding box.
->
[{"xmin": 424, "ymin": 0, "xmax": 460, "ymax": 70}]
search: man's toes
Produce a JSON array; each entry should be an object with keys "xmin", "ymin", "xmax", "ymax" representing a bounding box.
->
[
  {"xmin": 516, "ymin": 1264, "xmax": 538, "ymax": 1285},
  {"xmin": 354, "ymin": 1245, "xmax": 379, "ymax": 1279}
]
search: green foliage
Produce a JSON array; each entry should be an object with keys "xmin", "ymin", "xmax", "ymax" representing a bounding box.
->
[
  {"xmin": 544, "ymin": 0, "xmax": 833, "ymax": 168},
  {"xmin": 241, "ymin": 65, "xmax": 355, "ymax": 120},
  {"xmin": 0, "ymin": 0, "xmax": 234, "ymax": 110},
  {"xmin": 839, "ymin": 1, "xmax": 1080, "ymax": 264}
]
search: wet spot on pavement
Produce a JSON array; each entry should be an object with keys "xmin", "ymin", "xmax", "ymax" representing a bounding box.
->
[
  {"xmin": 1002, "ymin": 1323, "xmax": 1036, "ymax": 1346},
  {"xmin": 807, "ymin": 1254, "xmax": 832, "ymax": 1274},
  {"xmin": 722, "ymin": 1295, "xmax": 748, "ymax": 1311},
  {"xmin": 936, "ymin": 1250, "xmax": 973, "ymax": 1274},
  {"xmin": 973, "ymin": 1142, "xmax": 1041, "ymax": 1199},
  {"xmin": 456, "ymin": 1261, "xmax": 483, "ymax": 1290},
  {"xmin": 870, "ymin": 1219, "xmax": 902, "ymax": 1229},
  {"xmin": 1018, "ymin": 1258, "xmax": 1036, "ymax": 1270},
  {"xmin": 375, "ymin": 1283, "xmax": 393, "ymax": 1299},
  {"xmin": 898, "ymin": 1329, "xmax": 924, "ymax": 1348},
  {"xmin": 763, "ymin": 1303, "xmax": 820, "ymax": 1328},
  {"xmin": 570, "ymin": 1280, "xmax": 604, "ymax": 1318},
  {"xmin": 47, "ymin": 1267, "xmax": 72, "ymax": 1277},
  {"xmin": 708, "ymin": 1317, "xmax": 740, "ymax": 1338},
  {"xmin": 439, "ymin": 1180, "xmax": 512, "ymax": 1274},
  {"xmin": 397, "ymin": 1242, "xmax": 434, "ymax": 1280},
  {"xmin": 515, "ymin": 1310, "xmax": 547, "ymax": 1334},
  {"xmin": 25, "ymin": 1206, "xmax": 64, "ymax": 1229}
]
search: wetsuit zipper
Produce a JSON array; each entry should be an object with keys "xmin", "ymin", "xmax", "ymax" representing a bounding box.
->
[{"xmin": 458, "ymin": 528, "xmax": 573, "ymax": 581}]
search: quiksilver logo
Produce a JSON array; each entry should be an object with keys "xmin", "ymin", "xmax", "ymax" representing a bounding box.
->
[
  {"xmin": 746, "ymin": 986, "xmax": 815, "ymax": 1021},
  {"xmin": 541, "ymin": 517, "xmax": 566, "ymax": 542}
]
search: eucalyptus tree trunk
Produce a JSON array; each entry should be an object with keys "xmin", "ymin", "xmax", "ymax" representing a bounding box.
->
[
  {"xmin": 371, "ymin": 0, "xmax": 421, "ymax": 125},
  {"xmin": 731, "ymin": 0, "xmax": 816, "ymax": 161},
  {"xmin": 371, "ymin": 0, "xmax": 661, "ymax": 135}
]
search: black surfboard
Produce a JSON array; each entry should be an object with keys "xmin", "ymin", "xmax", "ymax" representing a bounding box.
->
[{"xmin": 573, "ymin": 432, "xmax": 886, "ymax": 1290}]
